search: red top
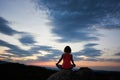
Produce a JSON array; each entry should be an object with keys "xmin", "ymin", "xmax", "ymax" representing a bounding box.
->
[{"xmin": 62, "ymin": 53, "xmax": 72, "ymax": 69}]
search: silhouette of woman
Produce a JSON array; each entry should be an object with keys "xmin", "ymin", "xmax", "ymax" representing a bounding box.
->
[{"xmin": 56, "ymin": 46, "xmax": 76, "ymax": 70}]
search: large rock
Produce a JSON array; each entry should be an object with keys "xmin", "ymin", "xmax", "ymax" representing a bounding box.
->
[
  {"xmin": 47, "ymin": 69, "xmax": 73, "ymax": 80},
  {"xmin": 47, "ymin": 67, "xmax": 96, "ymax": 80},
  {"xmin": 76, "ymin": 67, "xmax": 95, "ymax": 80}
]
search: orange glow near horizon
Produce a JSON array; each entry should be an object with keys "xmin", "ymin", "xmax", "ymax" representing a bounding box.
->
[
  {"xmin": 27, "ymin": 61, "xmax": 120, "ymax": 68},
  {"xmin": 75, "ymin": 61, "xmax": 120, "ymax": 67},
  {"xmin": 27, "ymin": 61, "xmax": 56, "ymax": 67}
]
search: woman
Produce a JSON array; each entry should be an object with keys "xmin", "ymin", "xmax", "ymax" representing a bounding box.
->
[{"xmin": 56, "ymin": 46, "xmax": 76, "ymax": 70}]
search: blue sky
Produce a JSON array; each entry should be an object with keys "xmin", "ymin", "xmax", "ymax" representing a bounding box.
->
[{"xmin": 0, "ymin": 0, "xmax": 120, "ymax": 71}]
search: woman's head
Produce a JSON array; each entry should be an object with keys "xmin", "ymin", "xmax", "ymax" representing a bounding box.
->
[{"xmin": 64, "ymin": 46, "xmax": 71, "ymax": 53}]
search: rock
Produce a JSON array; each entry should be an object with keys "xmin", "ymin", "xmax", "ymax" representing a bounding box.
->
[
  {"xmin": 47, "ymin": 67, "xmax": 96, "ymax": 80},
  {"xmin": 47, "ymin": 69, "xmax": 73, "ymax": 80},
  {"xmin": 77, "ymin": 67, "xmax": 95, "ymax": 80}
]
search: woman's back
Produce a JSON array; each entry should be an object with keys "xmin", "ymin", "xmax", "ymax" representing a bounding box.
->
[{"xmin": 62, "ymin": 53, "xmax": 72, "ymax": 69}]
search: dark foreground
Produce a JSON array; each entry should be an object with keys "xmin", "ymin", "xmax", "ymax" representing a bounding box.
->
[{"xmin": 0, "ymin": 60, "xmax": 120, "ymax": 80}]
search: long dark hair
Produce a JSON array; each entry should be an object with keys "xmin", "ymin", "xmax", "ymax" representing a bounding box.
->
[{"xmin": 64, "ymin": 46, "xmax": 71, "ymax": 53}]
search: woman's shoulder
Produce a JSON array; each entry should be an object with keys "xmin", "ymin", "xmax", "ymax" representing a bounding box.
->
[
  {"xmin": 64, "ymin": 53, "xmax": 72, "ymax": 56},
  {"xmin": 62, "ymin": 53, "xmax": 65, "ymax": 56}
]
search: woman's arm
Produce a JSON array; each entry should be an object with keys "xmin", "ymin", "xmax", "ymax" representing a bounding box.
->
[
  {"xmin": 56, "ymin": 54, "xmax": 64, "ymax": 65},
  {"xmin": 71, "ymin": 55, "xmax": 76, "ymax": 67}
]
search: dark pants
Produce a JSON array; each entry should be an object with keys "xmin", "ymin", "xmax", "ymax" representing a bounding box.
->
[{"xmin": 56, "ymin": 64, "xmax": 75, "ymax": 70}]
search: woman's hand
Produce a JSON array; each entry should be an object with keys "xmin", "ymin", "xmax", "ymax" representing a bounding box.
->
[
  {"xmin": 56, "ymin": 63, "xmax": 59, "ymax": 66},
  {"xmin": 73, "ymin": 64, "xmax": 76, "ymax": 67}
]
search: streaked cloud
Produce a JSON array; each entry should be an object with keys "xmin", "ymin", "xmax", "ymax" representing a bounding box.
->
[
  {"xmin": 0, "ymin": 17, "xmax": 36, "ymax": 45},
  {"xmin": 73, "ymin": 43, "xmax": 101, "ymax": 61},
  {"xmin": 115, "ymin": 52, "xmax": 120, "ymax": 56},
  {"xmin": 0, "ymin": 17, "xmax": 18, "ymax": 35},
  {"xmin": 0, "ymin": 39, "xmax": 62, "ymax": 61},
  {"xmin": 19, "ymin": 34, "xmax": 36, "ymax": 45},
  {"xmin": 81, "ymin": 47, "xmax": 101, "ymax": 57},
  {"xmin": 30, "ymin": 45, "xmax": 62, "ymax": 61},
  {"xmin": 84, "ymin": 43, "xmax": 99, "ymax": 48},
  {"xmin": 0, "ymin": 40, "xmax": 32, "ymax": 56},
  {"xmin": 78, "ymin": 47, "xmax": 102, "ymax": 57},
  {"xmin": 34, "ymin": 0, "xmax": 120, "ymax": 42}
]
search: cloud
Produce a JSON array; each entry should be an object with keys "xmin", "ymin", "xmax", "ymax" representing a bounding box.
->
[
  {"xmin": 107, "ymin": 59, "xmax": 120, "ymax": 62},
  {"xmin": 98, "ymin": 58, "xmax": 120, "ymax": 62},
  {"xmin": 84, "ymin": 43, "xmax": 99, "ymax": 48},
  {"xmin": 19, "ymin": 34, "xmax": 36, "ymax": 45},
  {"xmin": 74, "ymin": 43, "xmax": 101, "ymax": 59},
  {"xmin": 0, "ymin": 39, "xmax": 62, "ymax": 61},
  {"xmin": 30, "ymin": 45, "xmax": 53, "ymax": 52},
  {"xmin": 0, "ymin": 16, "xmax": 36, "ymax": 45},
  {"xmin": 85, "ymin": 58, "xmax": 99, "ymax": 61},
  {"xmin": 94, "ymin": 15, "xmax": 120, "ymax": 30},
  {"xmin": 73, "ymin": 46, "xmax": 102, "ymax": 61},
  {"xmin": 0, "ymin": 17, "xmax": 18, "ymax": 35},
  {"xmin": 34, "ymin": 0, "xmax": 120, "ymax": 42},
  {"xmin": 0, "ymin": 40, "xmax": 32, "ymax": 56},
  {"xmin": 74, "ymin": 43, "xmax": 100, "ymax": 61},
  {"xmin": 30, "ymin": 45, "xmax": 62, "ymax": 61},
  {"xmin": 0, "ymin": 15, "xmax": 62, "ymax": 61},
  {"xmin": 115, "ymin": 52, "xmax": 120, "ymax": 56},
  {"xmin": 41, "ymin": 49, "xmax": 62, "ymax": 61},
  {"xmin": 80, "ymin": 48, "xmax": 102, "ymax": 57}
]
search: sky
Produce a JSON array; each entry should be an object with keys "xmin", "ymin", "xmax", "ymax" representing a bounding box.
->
[{"xmin": 0, "ymin": 0, "xmax": 120, "ymax": 71}]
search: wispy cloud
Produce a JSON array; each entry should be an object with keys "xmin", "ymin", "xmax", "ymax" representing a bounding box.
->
[
  {"xmin": 0, "ymin": 16, "xmax": 63, "ymax": 61},
  {"xmin": 80, "ymin": 48, "xmax": 102, "ymax": 57},
  {"xmin": 0, "ymin": 40, "xmax": 32, "ymax": 56},
  {"xmin": 19, "ymin": 34, "xmax": 36, "ymax": 45},
  {"xmin": 84, "ymin": 43, "xmax": 99, "ymax": 48},
  {"xmin": 0, "ymin": 17, "xmax": 36, "ymax": 45},
  {"xmin": 0, "ymin": 38, "xmax": 62, "ymax": 61},
  {"xmin": 30, "ymin": 45, "xmax": 62, "ymax": 61},
  {"xmin": 98, "ymin": 58, "xmax": 120, "ymax": 62},
  {"xmin": 0, "ymin": 17, "xmax": 18, "ymax": 35},
  {"xmin": 73, "ymin": 43, "xmax": 101, "ymax": 61},
  {"xmin": 34, "ymin": 0, "xmax": 120, "ymax": 42},
  {"xmin": 115, "ymin": 52, "xmax": 120, "ymax": 56}
]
